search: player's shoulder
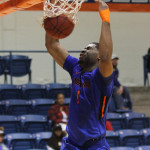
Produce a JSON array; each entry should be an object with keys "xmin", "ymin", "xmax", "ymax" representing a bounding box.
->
[
  {"xmin": 66, "ymin": 55, "xmax": 78, "ymax": 63},
  {"xmin": 64, "ymin": 55, "xmax": 79, "ymax": 67},
  {"xmin": 90, "ymin": 67, "xmax": 99, "ymax": 77},
  {"xmin": 92, "ymin": 67, "xmax": 114, "ymax": 85}
]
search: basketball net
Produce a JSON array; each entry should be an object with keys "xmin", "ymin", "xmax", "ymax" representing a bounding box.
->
[{"xmin": 43, "ymin": 0, "xmax": 85, "ymax": 24}]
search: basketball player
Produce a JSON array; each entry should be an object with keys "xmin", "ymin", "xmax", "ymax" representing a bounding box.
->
[{"xmin": 45, "ymin": 0, "xmax": 114, "ymax": 149}]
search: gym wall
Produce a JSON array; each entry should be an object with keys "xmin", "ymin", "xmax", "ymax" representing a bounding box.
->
[{"xmin": 0, "ymin": 11, "xmax": 150, "ymax": 86}]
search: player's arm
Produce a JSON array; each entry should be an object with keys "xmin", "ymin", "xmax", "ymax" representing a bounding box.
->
[
  {"xmin": 97, "ymin": 0, "xmax": 113, "ymax": 77},
  {"xmin": 45, "ymin": 32, "xmax": 69, "ymax": 67}
]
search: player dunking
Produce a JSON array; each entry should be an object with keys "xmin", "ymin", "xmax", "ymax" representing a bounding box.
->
[{"xmin": 45, "ymin": 0, "xmax": 114, "ymax": 149}]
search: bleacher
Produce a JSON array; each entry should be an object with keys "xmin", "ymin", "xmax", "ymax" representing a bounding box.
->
[{"xmin": 0, "ymin": 83, "xmax": 149, "ymax": 150}]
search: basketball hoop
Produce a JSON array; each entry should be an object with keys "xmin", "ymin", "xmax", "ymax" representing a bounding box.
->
[{"xmin": 43, "ymin": 0, "xmax": 85, "ymax": 24}]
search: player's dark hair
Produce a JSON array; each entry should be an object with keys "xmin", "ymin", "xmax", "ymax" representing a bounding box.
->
[{"xmin": 91, "ymin": 42, "xmax": 99, "ymax": 50}]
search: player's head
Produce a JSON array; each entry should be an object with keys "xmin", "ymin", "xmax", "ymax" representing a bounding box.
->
[
  {"xmin": 112, "ymin": 54, "xmax": 119, "ymax": 68},
  {"xmin": 78, "ymin": 42, "xmax": 100, "ymax": 68},
  {"xmin": 55, "ymin": 93, "xmax": 65, "ymax": 105}
]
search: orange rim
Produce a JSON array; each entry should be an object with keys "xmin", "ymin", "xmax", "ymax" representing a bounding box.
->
[
  {"xmin": 26, "ymin": 3, "xmax": 150, "ymax": 12},
  {"xmin": 1, "ymin": 1, "xmax": 150, "ymax": 18}
]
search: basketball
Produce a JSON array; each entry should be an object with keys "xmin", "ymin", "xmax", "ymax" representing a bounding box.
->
[{"xmin": 43, "ymin": 14, "xmax": 75, "ymax": 39}]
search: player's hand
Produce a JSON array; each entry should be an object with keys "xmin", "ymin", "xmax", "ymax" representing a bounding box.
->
[
  {"xmin": 95, "ymin": 0, "xmax": 109, "ymax": 11},
  {"xmin": 117, "ymin": 86, "xmax": 124, "ymax": 95}
]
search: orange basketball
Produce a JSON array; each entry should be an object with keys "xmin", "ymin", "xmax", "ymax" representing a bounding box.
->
[{"xmin": 44, "ymin": 14, "xmax": 75, "ymax": 39}]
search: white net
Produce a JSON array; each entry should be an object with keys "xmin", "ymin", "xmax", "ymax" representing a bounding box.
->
[{"xmin": 43, "ymin": 0, "xmax": 85, "ymax": 24}]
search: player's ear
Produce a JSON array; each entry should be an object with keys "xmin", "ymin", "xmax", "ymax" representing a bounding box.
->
[
  {"xmin": 97, "ymin": 57, "xmax": 100, "ymax": 61},
  {"xmin": 97, "ymin": 53, "xmax": 100, "ymax": 61}
]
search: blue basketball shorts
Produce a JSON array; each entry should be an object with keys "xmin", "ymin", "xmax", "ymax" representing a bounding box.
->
[{"xmin": 60, "ymin": 137, "xmax": 110, "ymax": 150}]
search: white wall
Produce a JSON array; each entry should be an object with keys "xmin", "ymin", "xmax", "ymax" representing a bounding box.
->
[{"xmin": 0, "ymin": 11, "xmax": 150, "ymax": 86}]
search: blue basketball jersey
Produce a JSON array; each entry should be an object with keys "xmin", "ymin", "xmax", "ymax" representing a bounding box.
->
[{"xmin": 63, "ymin": 55, "xmax": 114, "ymax": 146}]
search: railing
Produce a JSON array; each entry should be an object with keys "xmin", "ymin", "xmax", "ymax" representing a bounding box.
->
[{"xmin": 0, "ymin": 50, "xmax": 81, "ymax": 84}]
